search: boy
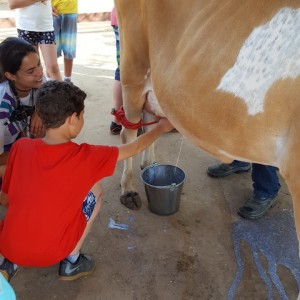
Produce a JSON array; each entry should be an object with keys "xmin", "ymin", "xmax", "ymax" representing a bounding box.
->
[
  {"xmin": 52, "ymin": 0, "xmax": 78, "ymax": 82},
  {"xmin": 0, "ymin": 81, "xmax": 173, "ymax": 282}
]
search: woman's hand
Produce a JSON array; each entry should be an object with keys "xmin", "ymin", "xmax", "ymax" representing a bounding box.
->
[
  {"xmin": 30, "ymin": 111, "xmax": 45, "ymax": 138},
  {"xmin": 52, "ymin": 6, "xmax": 58, "ymax": 17}
]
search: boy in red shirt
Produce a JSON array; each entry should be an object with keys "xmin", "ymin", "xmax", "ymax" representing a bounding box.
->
[{"xmin": 0, "ymin": 81, "xmax": 173, "ymax": 281}]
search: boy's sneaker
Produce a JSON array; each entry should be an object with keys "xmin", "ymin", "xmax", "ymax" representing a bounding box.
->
[
  {"xmin": 58, "ymin": 254, "xmax": 95, "ymax": 281},
  {"xmin": 0, "ymin": 258, "xmax": 18, "ymax": 282}
]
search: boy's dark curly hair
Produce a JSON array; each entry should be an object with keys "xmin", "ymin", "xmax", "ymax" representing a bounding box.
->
[{"xmin": 35, "ymin": 81, "xmax": 86, "ymax": 129}]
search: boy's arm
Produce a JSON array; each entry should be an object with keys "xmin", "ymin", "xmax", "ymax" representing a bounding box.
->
[
  {"xmin": 7, "ymin": 0, "xmax": 44, "ymax": 10},
  {"xmin": 117, "ymin": 118, "xmax": 174, "ymax": 162}
]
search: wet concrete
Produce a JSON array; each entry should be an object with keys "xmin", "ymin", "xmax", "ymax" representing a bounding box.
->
[{"xmin": 0, "ymin": 18, "xmax": 299, "ymax": 300}]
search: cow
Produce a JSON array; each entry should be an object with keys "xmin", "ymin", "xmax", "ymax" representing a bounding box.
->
[{"xmin": 114, "ymin": 0, "xmax": 300, "ymax": 259}]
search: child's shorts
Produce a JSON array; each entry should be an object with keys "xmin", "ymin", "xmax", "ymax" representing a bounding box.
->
[
  {"xmin": 17, "ymin": 29, "xmax": 56, "ymax": 46},
  {"xmin": 112, "ymin": 25, "xmax": 120, "ymax": 81},
  {"xmin": 53, "ymin": 13, "xmax": 77, "ymax": 59},
  {"xmin": 82, "ymin": 191, "xmax": 96, "ymax": 221}
]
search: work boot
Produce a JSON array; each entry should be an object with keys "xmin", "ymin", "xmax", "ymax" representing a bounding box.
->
[
  {"xmin": 207, "ymin": 162, "xmax": 251, "ymax": 178},
  {"xmin": 237, "ymin": 195, "xmax": 278, "ymax": 219}
]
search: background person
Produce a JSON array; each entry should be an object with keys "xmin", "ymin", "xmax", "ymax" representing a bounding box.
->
[
  {"xmin": 109, "ymin": 6, "xmax": 123, "ymax": 135},
  {"xmin": 52, "ymin": 0, "xmax": 78, "ymax": 82},
  {"xmin": 207, "ymin": 160, "xmax": 280, "ymax": 219},
  {"xmin": 7, "ymin": 0, "xmax": 62, "ymax": 81},
  {"xmin": 0, "ymin": 37, "xmax": 45, "ymax": 177}
]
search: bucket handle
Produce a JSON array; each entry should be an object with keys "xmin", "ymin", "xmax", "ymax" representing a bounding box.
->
[{"xmin": 169, "ymin": 183, "xmax": 177, "ymax": 192}]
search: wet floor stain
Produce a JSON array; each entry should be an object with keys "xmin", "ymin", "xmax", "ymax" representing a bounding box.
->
[
  {"xmin": 176, "ymin": 251, "xmax": 196, "ymax": 272},
  {"xmin": 108, "ymin": 217, "xmax": 129, "ymax": 230},
  {"xmin": 228, "ymin": 210, "xmax": 300, "ymax": 300}
]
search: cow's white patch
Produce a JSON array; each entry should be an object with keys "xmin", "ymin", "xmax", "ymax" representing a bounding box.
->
[{"xmin": 217, "ymin": 8, "xmax": 300, "ymax": 115}]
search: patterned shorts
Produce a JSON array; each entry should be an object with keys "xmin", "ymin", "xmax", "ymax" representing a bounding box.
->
[
  {"xmin": 53, "ymin": 13, "xmax": 77, "ymax": 59},
  {"xmin": 17, "ymin": 29, "xmax": 56, "ymax": 46},
  {"xmin": 82, "ymin": 191, "xmax": 96, "ymax": 221}
]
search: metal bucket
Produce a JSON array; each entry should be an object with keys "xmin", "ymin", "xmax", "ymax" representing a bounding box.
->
[{"xmin": 141, "ymin": 164, "xmax": 186, "ymax": 215}]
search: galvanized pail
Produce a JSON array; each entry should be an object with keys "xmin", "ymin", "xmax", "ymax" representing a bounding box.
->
[{"xmin": 141, "ymin": 164, "xmax": 186, "ymax": 215}]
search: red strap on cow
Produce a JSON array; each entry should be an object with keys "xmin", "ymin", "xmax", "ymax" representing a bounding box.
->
[{"xmin": 111, "ymin": 106, "xmax": 159, "ymax": 129}]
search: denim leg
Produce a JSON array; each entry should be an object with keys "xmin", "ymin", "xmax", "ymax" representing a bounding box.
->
[
  {"xmin": 230, "ymin": 160, "xmax": 250, "ymax": 167},
  {"xmin": 251, "ymin": 163, "xmax": 280, "ymax": 199}
]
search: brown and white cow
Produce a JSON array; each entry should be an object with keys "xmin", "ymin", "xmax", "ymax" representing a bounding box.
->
[{"xmin": 114, "ymin": 0, "xmax": 300, "ymax": 247}]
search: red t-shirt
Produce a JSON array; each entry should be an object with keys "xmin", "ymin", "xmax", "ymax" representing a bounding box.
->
[{"xmin": 0, "ymin": 138, "xmax": 119, "ymax": 267}]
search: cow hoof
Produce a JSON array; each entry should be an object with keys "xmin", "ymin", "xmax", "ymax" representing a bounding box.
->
[{"xmin": 120, "ymin": 192, "xmax": 142, "ymax": 210}]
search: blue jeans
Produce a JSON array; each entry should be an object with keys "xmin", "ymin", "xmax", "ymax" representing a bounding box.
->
[
  {"xmin": 232, "ymin": 160, "xmax": 280, "ymax": 199},
  {"xmin": 112, "ymin": 25, "xmax": 120, "ymax": 81}
]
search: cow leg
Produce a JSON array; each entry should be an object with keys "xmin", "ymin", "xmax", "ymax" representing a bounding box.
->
[
  {"xmin": 119, "ymin": 94, "xmax": 159, "ymax": 210},
  {"xmin": 119, "ymin": 107, "xmax": 158, "ymax": 210},
  {"xmin": 277, "ymin": 136, "xmax": 300, "ymax": 299},
  {"xmin": 116, "ymin": 10, "xmax": 151, "ymax": 209},
  {"xmin": 119, "ymin": 83, "xmax": 147, "ymax": 210},
  {"xmin": 285, "ymin": 189, "xmax": 300, "ymax": 300},
  {"xmin": 120, "ymin": 126, "xmax": 142, "ymax": 210},
  {"xmin": 284, "ymin": 159, "xmax": 300, "ymax": 300},
  {"xmin": 280, "ymin": 146, "xmax": 300, "ymax": 273}
]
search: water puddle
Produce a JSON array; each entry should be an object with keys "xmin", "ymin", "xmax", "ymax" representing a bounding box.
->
[{"xmin": 228, "ymin": 210, "xmax": 300, "ymax": 299}]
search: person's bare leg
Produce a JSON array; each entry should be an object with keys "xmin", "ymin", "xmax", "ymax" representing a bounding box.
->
[
  {"xmin": 69, "ymin": 181, "xmax": 103, "ymax": 255},
  {"xmin": 64, "ymin": 58, "xmax": 73, "ymax": 79},
  {"xmin": 39, "ymin": 44, "xmax": 62, "ymax": 81}
]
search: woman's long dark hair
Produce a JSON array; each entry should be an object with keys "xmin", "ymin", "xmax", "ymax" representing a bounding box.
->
[{"xmin": 0, "ymin": 37, "xmax": 36, "ymax": 84}]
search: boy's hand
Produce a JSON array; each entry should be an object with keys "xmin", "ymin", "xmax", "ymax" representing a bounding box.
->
[
  {"xmin": 157, "ymin": 118, "xmax": 174, "ymax": 133},
  {"xmin": 117, "ymin": 117, "xmax": 175, "ymax": 162}
]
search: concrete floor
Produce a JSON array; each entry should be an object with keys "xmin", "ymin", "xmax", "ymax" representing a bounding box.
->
[{"xmin": 0, "ymin": 20, "xmax": 300, "ymax": 300}]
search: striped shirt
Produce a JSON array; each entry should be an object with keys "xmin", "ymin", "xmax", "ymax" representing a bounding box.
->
[{"xmin": 0, "ymin": 81, "xmax": 36, "ymax": 154}]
